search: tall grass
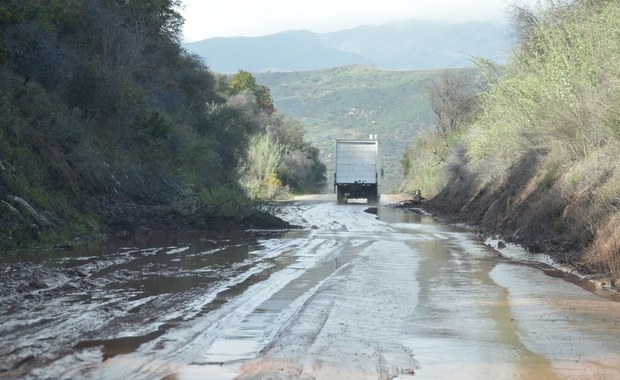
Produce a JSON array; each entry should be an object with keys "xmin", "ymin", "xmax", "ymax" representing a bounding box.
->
[
  {"xmin": 463, "ymin": 0, "xmax": 620, "ymax": 280},
  {"xmin": 401, "ymin": 1, "xmax": 620, "ymax": 280},
  {"xmin": 467, "ymin": 1, "xmax": 620, "ymax": 168}
]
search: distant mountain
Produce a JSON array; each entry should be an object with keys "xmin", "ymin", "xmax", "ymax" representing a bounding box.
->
[
  {"xmin": 186, "ymin": 30, "xmax": 374, "ymax": 72},
  {"xmin": 184, "ymin": 20, "xmax": 513, "ymax": 73}
]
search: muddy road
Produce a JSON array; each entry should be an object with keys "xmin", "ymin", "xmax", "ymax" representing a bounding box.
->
[{"xmin": 2, "ymin": 195, "xmax": 620, "ymax": 379}]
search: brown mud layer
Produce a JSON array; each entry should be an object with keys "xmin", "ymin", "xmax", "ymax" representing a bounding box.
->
[
  {"xmin": 93, "ymin": 196, "xmax": 294, "ymax": 240},
  {"xmin": 417, "ymin": 154, "xmax": 593, "ymax": 273}
]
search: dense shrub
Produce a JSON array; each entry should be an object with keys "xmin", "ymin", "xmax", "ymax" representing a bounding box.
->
[{"xmin": 0, "ymin": 1, "xmax": 325, "ymax": 251}]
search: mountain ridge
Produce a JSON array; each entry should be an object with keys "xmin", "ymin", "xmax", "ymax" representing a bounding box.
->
[{"xmin": 184, "ymin": 20, "xmax": 512, "ymax": 73}]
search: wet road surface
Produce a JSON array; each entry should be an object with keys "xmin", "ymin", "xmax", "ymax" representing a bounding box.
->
[{"xmin": 2, "ymin": 194, "xmax": 620, "ymax": 379}]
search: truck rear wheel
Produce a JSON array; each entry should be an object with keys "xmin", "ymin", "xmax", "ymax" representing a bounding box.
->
[
  {"xmin": 367, "ymin": 187, "xmax": 379, "ymax": 205},
  {"xmin": 337, "ymin": 188, "xmax": 345, "ymax": 204}
]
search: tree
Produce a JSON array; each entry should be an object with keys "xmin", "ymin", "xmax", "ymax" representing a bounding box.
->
[
  {"xmin": 428, "ymin": 72, "xmax": 478, "ymax": 137},
  {"xmin": 125, "ymin": 0, "xmax": 184, "ymax": 43},
  {"xmin": 508, "ymin": 1, "xmax": 540, "ymax": 48},
  {"xmin": 262, "ymin": 115, "xmax": 326, "ymax": 192},
  {"xmin": 226, "ymin": 70, "xmax": 257, "ymax": 96},
  {"xmin": 226, "ymin": 70, "xmax": 274, "ymax": 113}
]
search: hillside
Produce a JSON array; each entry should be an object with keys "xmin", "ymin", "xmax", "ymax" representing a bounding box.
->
[
  {"xmin": 256, "ymin": 65, "xmax": 481, "ymax": 192},
  {"xmin": 0, "ymin": 2, "xmax": 322, "ymax": 252},
  {"xmin": 405, "ymin": 0, "xmax": 620, "ymax": 283},
  {"xmin": 185, "ymin": 20, "xmax": 511, "ymax": 73}
]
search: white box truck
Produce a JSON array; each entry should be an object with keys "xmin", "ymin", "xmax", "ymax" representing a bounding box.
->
[{"xmin": 334, "ymin": 139, "xmax": 381, "ymax": 204}]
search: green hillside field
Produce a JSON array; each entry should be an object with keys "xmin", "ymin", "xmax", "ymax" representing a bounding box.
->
[{"xmin": 256, "ymin": 65, "xmax": 479, "ymax": 192}]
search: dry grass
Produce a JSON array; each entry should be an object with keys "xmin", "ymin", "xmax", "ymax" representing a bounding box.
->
[
  {"xmin": 461, "ymin": 1, "xmax": 620, "ymax": 277},
  {"xmin": 588, "ymin": 213, "xmax": 620, "ymax": 285},
  {"xmin": 573, "ymin": 145, "xmax": 620, "ymax": 282}
]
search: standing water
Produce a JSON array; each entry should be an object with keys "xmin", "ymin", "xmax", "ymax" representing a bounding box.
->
[{"xmin": 1, "ymin": 195, "xmax": 620, "ymax": 379}]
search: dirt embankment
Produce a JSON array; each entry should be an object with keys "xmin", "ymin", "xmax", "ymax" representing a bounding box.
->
[
  {"xmin": 420, "ymin": 154, "xmax": 593, "ymax": 271},
  {"xmin": 93, "ymin": 197, "xmax": 294, "ymax": 240}
]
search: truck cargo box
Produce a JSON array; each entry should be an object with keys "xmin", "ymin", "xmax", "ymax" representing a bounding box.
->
[{"xmin": 334, "ymin": 139, "xmax": 381, "ymax": 204}]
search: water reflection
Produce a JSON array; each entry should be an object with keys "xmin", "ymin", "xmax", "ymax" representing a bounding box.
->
[
  {"xmin": 5, "ymin": 200, "xmax": 620, "ymax": 380},
  {"xmin": 377, "ymin": 206, "xmax": 434, "ymax": 224}
]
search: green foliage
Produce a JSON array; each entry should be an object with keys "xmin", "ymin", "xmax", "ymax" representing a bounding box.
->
[
  {"xmin": 415, "ymin": 0, "xmax": 620, "ymax": 277},
  {"xmin": 0, "ymin": 70, "xmax": 101, "ymax": 250},
  {"xmin": 199, "ymin": 102, "xmax": 258, "ymax": 170},
  {"xmin": 467, "ymin": 0, "xmax": 620, "ymax": 171},
  {"xmin": 226, "ymin": 70, "xmax": 258, "ymax": 96},
  {"xmin": 254, "ymin": 84, "xmax": 274, "ymax": 111},
  {"xmin": 125, "ymin": 0, "xmax": 184, "ymax": 42},
  {"xmin": 199, "ymin": 186, "xmax": 256, "ymax": 218},
  {"xmin": 400, "ymin": 128, "xmax": 459, "ymax": 198},
  {"xmin": 0, "ymin": 0, "xmax": 325, "ymax": 252},
  {"xmin": 265, "ymin": 115, "xmax": 326, "ymax": 193},
  {"xmin": 256, "ymin": 65, "xmax": 479, "ymax": 191},
  {"xmin": 236, "ymin": 110, "xmax": 327, "ymax": 199},
  {"xmin": 226, "ymin": 70, "xmax": 274, "ymax": 113},
  {"xmin": 221, "ymin": 78, "xmax": 327, "ymax": 199},
  {"xmin": 265, "ymin": 171, "xmax": 286, "ymax": 201},
  {"xmin": 239, "ymin": 134, "xmax": 288, "ymax": 199},
  {"xmin": 277, "ymin": 146, "xmax": 326, "ymax": 194},
  {"xmin": 541, "ymin": 160, "xmax": 561, "ymax": 191}
]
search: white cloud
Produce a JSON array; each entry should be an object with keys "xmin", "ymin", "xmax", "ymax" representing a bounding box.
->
[{"xmin": 180, "ymin": 0, "xmax": 534, "ymax": 42}]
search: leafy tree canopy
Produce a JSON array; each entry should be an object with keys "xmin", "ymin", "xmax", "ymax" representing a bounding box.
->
[{"xmin": 227, "ymin": 70, "xmax": 274, "ymax": 113}]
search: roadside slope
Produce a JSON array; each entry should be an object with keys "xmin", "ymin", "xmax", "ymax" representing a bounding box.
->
[{"xmin": 409, "ymin": 0, "xmax": 620, "ymax": 283}]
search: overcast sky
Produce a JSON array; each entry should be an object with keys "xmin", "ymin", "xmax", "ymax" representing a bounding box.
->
[{"xmin": 180, "ymin": 0, "xmax": 539, "ymax": 42}]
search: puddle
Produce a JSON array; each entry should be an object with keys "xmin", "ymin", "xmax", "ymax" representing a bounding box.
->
[
  {"xmin": 4, "ymin": 199, "xmax": 620, "ymax": 379},
  {"xmin": 75, "ymin": 325, "xmax": 172, "ymax": 361}
]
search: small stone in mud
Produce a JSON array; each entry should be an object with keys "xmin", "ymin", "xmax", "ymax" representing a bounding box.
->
[{"xmin": 497, "ymin": 240, "xmax": 506, "ymax": 249}]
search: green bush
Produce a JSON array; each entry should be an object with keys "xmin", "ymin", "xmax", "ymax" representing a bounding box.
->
[
  {"xmin": 239, "ymin": 134, "xmax": 289, "ymax": 200},
  {"xmin": 0, "ymin": 0, "xmax": 324, "ymax": 252},
  {"xmin": 199, "ymin": 186, "xmax": 255, "ymax": 218}
]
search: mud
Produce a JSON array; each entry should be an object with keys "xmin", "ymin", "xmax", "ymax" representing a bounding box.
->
[
  {"xmin": 90, "ymin": 196, "xmax": 293, "ymax": 243},
  {"xmin": 0, "ymin": 229, "xmax": 283, "ymax": 376},
  {"xmin": 2, "ymin": 194, "xmax": 620, "ymax": 379},
  {"xmin": 422, "ymin": 154, "xmax": 590, "ymax": 269}
]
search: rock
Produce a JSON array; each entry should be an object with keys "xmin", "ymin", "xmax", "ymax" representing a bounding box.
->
[{"xmin": 497, "ymin": 240, "xmax": 506, "ymax": 249}]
